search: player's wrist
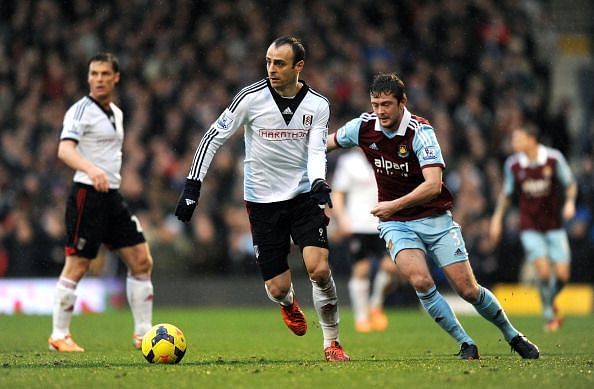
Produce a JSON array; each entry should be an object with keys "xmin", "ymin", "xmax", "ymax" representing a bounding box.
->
[{"xmin": 184, "ymin": 178, "xmax": 202, "ymax": 191}]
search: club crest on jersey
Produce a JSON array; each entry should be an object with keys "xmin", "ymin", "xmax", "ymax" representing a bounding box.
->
[
  {"xmin": 302, "ymin": 114, "xmax": 313, "ymax": 129},
  {"xmin": 543, "ymin": 165, "xmax": 552, "ymax": 177},
  {"xmin": 398, "ymin": 144, "xmax": 409, "ymax": 158}
]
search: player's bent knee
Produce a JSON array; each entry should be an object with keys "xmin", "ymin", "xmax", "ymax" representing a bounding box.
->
[
  {"xmin": 458, "ymin": 287, "xmax": 480, "ymax": 302},
  {"xmin": 409, "ymin": 275, "xmax": 434, "ymax": 292},
  {"xmin": 308, "ymin": 267, "xmax": 331, "ymax": 284},
  {"xmin": 127, "ymin": 253, "xmax": 153, "ymax": 276},
  {"xmin": 266, "ymin": 282, "xmax": 291, "ymax": 300}
]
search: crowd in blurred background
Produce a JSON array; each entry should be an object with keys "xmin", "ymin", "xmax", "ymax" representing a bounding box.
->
[{"xmin": 0, "ymin": 0, "xmax": 592, "ymax": 286}]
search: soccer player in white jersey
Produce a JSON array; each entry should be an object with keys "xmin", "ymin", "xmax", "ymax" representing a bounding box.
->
[
  {"xmin": 327, "ymin": 72, "xmax": 539, "ymax": 360},
  {"xmin": 490, "ymin": 124, "xmax": 577, "ymax": 332},
  {"xmin": 331, "ymin": 148, "xmax": 399, "ymax": 332},
  {"xmin": 49, "ymin": 53, "xmax": 154, "ymax": 352},
  {"xmin": 175, "ymin": 36, "xmax": 349, "ymax": 361}
]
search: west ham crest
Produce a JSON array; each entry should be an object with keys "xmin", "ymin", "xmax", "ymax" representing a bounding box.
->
[{"xmin": 398, "ymin": 144, "xmax": 409, "ymax": 158}]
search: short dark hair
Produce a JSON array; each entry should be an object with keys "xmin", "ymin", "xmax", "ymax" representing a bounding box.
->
[
  {"xmin": 370, "ymin": 73, "xmax": 406, "ymax": 102},
  {"xmin": 271, "ymin": 36, "xmax": 305, "ymax": 66},
  {"xmin": 517, "ymin": 122, "xmax": 540, "ymax": 140},
  {"xmin": 88, "ymin": 52, "xmax": 119, "ymax": 73}
]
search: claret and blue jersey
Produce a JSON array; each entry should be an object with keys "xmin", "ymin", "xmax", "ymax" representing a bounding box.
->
[
  {"xmin": 333, "ymin": 107, "xmax": 453, "ymax": 222},
  {"xmin": 503, "ymin": 144, "xmax": 574, "ymax": 231}
]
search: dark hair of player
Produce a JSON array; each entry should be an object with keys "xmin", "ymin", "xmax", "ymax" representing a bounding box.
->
[
  {"xmin": 370, "ymin": 73, "xmax": 406, "ymax": 103},
  {"xmin": 88, "ymin": 52, "xmax": 119, "ymax": 73},
  {"xmin": 271, "ymin": 36, "xmax": 306, "ymax": 66}
]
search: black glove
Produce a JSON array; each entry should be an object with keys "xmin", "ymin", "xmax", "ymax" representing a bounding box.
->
[
  {"xmin": 310, "ymin": 178, "xmax": 333, "ymax": 208},
  {"xmin": 175, "ymin": 179, "xmax": 202, "ymax": 222}
]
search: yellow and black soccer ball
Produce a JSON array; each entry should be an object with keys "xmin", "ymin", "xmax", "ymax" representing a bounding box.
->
[{"xmin": 141, "ymin": 323, "xmax": 187, "ymax": 364}]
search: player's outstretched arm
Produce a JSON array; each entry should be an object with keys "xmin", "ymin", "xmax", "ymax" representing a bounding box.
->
[
  {"xmin": 175, "ymin": 179, "xmax": 201, "ymax": 222},
  {"xmin": 326, "ymin": 132, "xmax": 340, "ymax": 152}
]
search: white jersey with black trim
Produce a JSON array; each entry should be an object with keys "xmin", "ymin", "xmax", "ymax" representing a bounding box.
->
[
  {"xmin": 188, "ymin": 78, "xmax": 329, "ymax": 203},
  {"xmin": 60, "ymin": 96, "xmax": 124, "ymax": 189}
]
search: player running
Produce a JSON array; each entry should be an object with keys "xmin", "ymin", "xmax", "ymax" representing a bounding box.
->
[
  {"xmin": 490, "ymin": 124, "xmax": 576, "ymax": 332},
  {"xmin": 175, "ymin": 36, "xmax": 349, "ymax": 361},
  {"xmin": 327, "ymin": 72, "xmax": 539, "ymax": 360}
]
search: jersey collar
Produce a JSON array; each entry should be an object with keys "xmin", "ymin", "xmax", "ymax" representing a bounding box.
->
[{"xmin": 518, "ymin": 144, "xmax": 548, "ymax": 167}]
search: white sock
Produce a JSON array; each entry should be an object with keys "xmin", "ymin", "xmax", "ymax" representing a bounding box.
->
[
  {"xmin": 311, "ymin": 275, "xmax": 340, "ymax": 348},
  {"xmin": 348, "ymin": 277, "xmax": 370, "ymax": 322},
  {"xmin": 126, "ymin": 276, "xmax": 154, "ymax": 336},
  {"xmin": 265, "ymin": 283, "xmax": 294, "ymax": 306},
  {"xmin": 370, "ymin": 269, "xmax": 392, "ymax": 310},
  {"xmin": 51, "ymin": 278, "xmax": 78, "ymax": 339}
]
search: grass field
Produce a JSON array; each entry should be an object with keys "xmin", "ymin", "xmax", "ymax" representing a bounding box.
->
[{"xmin": 1, "ymin": 307, "xmax": 593, "ymax": 388}]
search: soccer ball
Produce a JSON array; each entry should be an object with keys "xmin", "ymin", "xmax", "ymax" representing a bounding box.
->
[{"xmin": 141, "ymin": 323, "xmax": 187, "ymax": 364}]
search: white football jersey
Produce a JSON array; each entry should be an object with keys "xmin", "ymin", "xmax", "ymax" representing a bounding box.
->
[
  {"xmin": 188, "ymin": 79, "xmax": 329, "ymax": 203},
  {"xmin": 60, "ymin": 96, "xmax": 124, "ymax": 189},
  {"xmin": 332, "ymin": 149, "xmax": 380, "ymax": 233}
]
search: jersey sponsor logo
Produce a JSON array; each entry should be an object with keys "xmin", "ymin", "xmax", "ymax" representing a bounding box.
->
[
  {"xmin": 216, "ymin": 111, "xmax": 234, "ymax": 130},
  {"xmin": 521, "ymin": 178, "xmax": 551, "ymax": 197},
  {"xmin": 258, "ymin": 129, "xmax": 308, "ymax": 141},
  {"xmin": 302, "ymin": 114, "xmax": 313, "ymax": 128},
  {"xmin": 374, "ymin": 156, "xmax": 409, "ymax": 176},
  {"xmin": 398, "ymin": 144, "xmax": 409, "ymax": 158},
  {"xmin": 421, "ymin": 146, "xmax": 437, "ymax": 161}
]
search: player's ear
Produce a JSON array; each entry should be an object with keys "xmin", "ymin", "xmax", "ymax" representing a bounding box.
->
[
  {"xmin": 400, "ymin": 93, "xmax": 408, "ymax": 106},
  {"xmin": 294, "ymin": 59, "xmax": 304, "ymax": 72},
  {"xmin": 114, "ymin": 72, "xmax": 121, "ymax": 85}
]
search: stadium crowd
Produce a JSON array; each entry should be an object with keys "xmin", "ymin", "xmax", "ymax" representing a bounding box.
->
[{"xmin": 0, "ymin": 0, "xmax": 592, "ymax": 286}]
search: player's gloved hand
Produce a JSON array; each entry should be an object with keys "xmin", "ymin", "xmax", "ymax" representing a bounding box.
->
[
  {"xmin": 175, "ymin": 179, "xmax": 201, "ymax": 222},
  {"xmin": 310, "ymin": 178, "xmax": 333, "ymax": 208}
]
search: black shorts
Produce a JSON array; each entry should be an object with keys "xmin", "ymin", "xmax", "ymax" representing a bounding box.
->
[
  {"xmin": 246, "ymin": 193, "xmax": 330, "ymax": 281},
  {"xmin": 348, "ymin": 233, "xmax": 387, "ymax": 263},
  {"xmin": 65, "ymin": 183, "xmax": 145, "ymax": 259}
]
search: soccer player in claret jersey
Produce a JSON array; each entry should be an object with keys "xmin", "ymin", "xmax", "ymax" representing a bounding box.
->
[
  {"xmin": 175, "ymin": 36, "xmax": 349, "ymax": 362},
  {"xmin": 50, "ymin": 53, "xmax": 154, "ymax": 352},
  {"xmin": 490, "ymin": 124, "xmax": 577, "ymax": 332},
  {"xmin": 327, "ymin": 72, "xmax": 539, "ymax": 360}
]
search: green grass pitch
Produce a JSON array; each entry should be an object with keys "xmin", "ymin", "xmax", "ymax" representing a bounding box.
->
[{"xmin": 1, "ymin": 308, "xmax": 592, "ymax": 388}]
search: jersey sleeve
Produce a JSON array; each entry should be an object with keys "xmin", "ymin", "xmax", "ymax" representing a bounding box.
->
[
  {"xmin": 334, "ymin": 117, "xmax": 362, "ymax": 148},
  {"xmin": 307, "ymin": 99, "xmax": 330, "ymax": 183},
  {"xmin": 187, "ymin": 97, "xmax": 248, "ymax": 181},
  {"xmin": 502, "ymin": 157, "xmax": 515, "ymax": 196},
  {"xmin": 60, "ymin": 105, "xmax": 84, "ymax": 142},
  {"xmin": 412, "ymin": 124, "xmax": 445, "ymax": 168},
  {"xmin": 553, "ymin": 149, "xmax": 575, "ymax": 187}
]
